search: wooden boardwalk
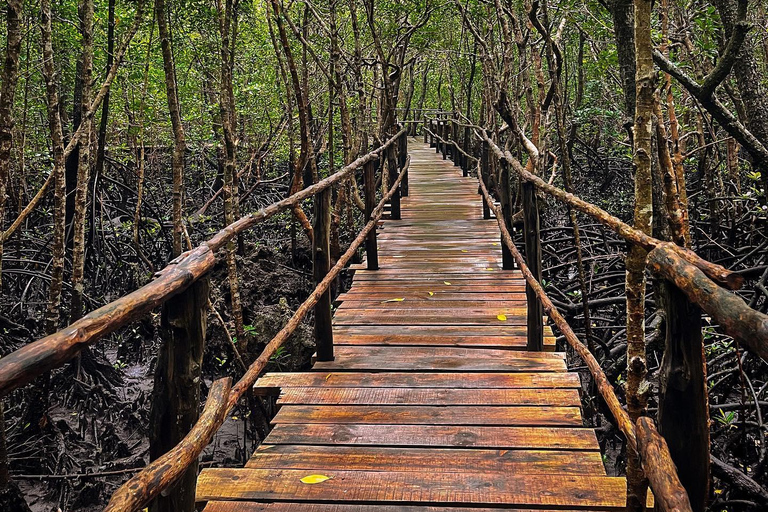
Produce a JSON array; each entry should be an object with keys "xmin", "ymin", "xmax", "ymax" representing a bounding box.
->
[{"xmin": 197, "ymin": 140, "xmax": 633, "ymax": 511}]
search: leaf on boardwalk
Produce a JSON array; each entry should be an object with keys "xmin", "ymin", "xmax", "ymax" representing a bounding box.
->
[
  {"xmin": 497, "ymin": 314, "xmax": 507, "ymax": 321},
  {"xmin": 301, "ymin": 474, "xmax": 331, "ymax": 484},
  {"xmin": 461, "ymin": 250, "xmax": 468, "ymax": 253},
  {"xmin": 492, "ymin": 242, "xmax": 499, "ymax": 246},
  {"xmin": 444, "ymin": 281, "xmax": 451, "ymax": 285},
  {"xmin": 381, "ymin": 298, "xmax": 405, "ymax": 303},
  {"xmin": 486, "ymin": 268, "xmax": 494, "ymax": 271},
  {"xmin": 428, "ymin": 291, "xmax": 434, "ymax": 296}
]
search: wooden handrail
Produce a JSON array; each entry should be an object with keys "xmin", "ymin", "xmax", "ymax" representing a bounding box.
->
[
  {"xmin": 647, "ymin": 245, "xmax": 768, "ymax": 361},
  {"xmin": 476, "ymin": 170, "xmax": 692, "ymax": 512},
  {"xmin": 0, "ymin": 127, "xmax": 408, "ymax": 398},
  {"xmin": 102, "ymin": 155, "xmax": 410, "ymax": 512},
  {"xmin": 471, "ymin": 126, "xmax": 743, "ymax": 291}
]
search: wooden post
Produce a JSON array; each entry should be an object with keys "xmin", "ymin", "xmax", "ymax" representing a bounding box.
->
[
  {"xmin": 480, "ymin": 141, "xmax": 491, "ymax": 220},
  {"xmin": 363, "ymin": 160, "xmax": 378, "ymax": 270},
  {"xmin": 149, "ymin": 277, "xmax": 209, "ymax": 512},
  {"xmin": 658, "ymin": 282, "xmax": 709, "ymax": 512},
  {"xmin": 463, "ymin": 126, "xmax": 471, "ymax": 177},
  {"xmin": 522, "ymin": 182, "xmax": 543, "ymax": 351},
  {"xmin": 499, "ymin": 160, "xmax": 515, "ymax": 270},
  {"xmin": 435, "ymin": 121, "xmax": 441, "ymax": 153},
  {"xmin": 441, "ymin": 121, "xmax": 448, "ymax": 160},
  {"xmin": 423, "ymin": 115, "xmax": 428, "ymax": 143},
  {"xmin": 388, "ymin": 145, "xmax": 401, "ymax": 220},
  {"xmin": 313, "ymin": 187, "xmax": 333, "ymax": 361},
  {"xmin": 400, "ymin": 132, "xmax": 409, "ymax": 197},
  {"xmin": 452, "ymin": 120, "xmax": 460, "ymax": 167}
]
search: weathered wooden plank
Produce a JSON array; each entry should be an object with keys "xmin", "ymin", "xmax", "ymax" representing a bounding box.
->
[
  {"xmin": 275, "ymin": 387, "xmax": 581, "ymax": 407},
  {"xmin": 331, "ymin": 334, "xmax": 556, "ymax": 351},
  {"xmin": 253, "ymin": 372, "xmax": 578, "ymax": 392},
  {"xmin": 332, "ymin": 311, "xmax": 529, "ymax": 326},
  {"xmin": 272, "ymin": 405, "xmax": 583, "ymax": 426},
  {"xmin": 203, "ymin": 502, "xmax": 587, "ymax": 512},
  {"xmin": 196, "ymin": 468, "xmax": 629, "ymax": 509},
  {"xmin": 330, "ymin": 325, "xmax": 555, "ymax": 337},
  {"xmin": 245, "ymin": 445, "xmax": 606, "ymax": 475},
  {"xmin": 263, "ymin": 424, "xmax": 599, "ymax": 450}
]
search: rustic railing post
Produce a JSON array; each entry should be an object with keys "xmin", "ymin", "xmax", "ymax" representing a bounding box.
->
[
  {"xmin": 399, "ymin": 131, "xmax": 409, "ymax": 197},
  {"xmin": 313, "ymin": 187, "xmax": 334, "ymax": 361},
  {"xmin": 462, "ymin": 126, "xmax": 471, "ymax": 177},
  {"xmin": 423, "ymin": 115, "xmax": 428, "ymax": 143},
  {"xmin": 522, "ymin": 182, "xmax": 543, "ymax": 351},
  {"xmin": 434, "ymin": 121, "xmax": 440, "ymax": 153},
  {"xmin": 658, "ymin": 282, "xmax": 709, "ymax": 512},
  {"xmin": 480, "ymin": 141, "xmax": 491, "ymax": 220},
  {"xmin": 441, "ymin": 121, "xmax": 448, "ymax": 160},
  {"xmin": 148, "ymin": 277, "xmax": 209, "ymax": 512},
  {"xmin": 498, "ymin": 160, "xmax": 515, "ymax": 270},
  {"xmin": 452, "ymin": 120, "xmax": 460, "ymax": 167},
  {"xmin": 363, "ymin": 160, "xmax": 379, "ymax": 270},
  {"xmin": 387, "ymin": 144, "xmax": 401, "ymax": 220}
]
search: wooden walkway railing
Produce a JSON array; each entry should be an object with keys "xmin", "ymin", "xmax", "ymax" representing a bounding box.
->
[{"xmin": 422, "ymin": 111, "xmax": 768, "ymax": 512}]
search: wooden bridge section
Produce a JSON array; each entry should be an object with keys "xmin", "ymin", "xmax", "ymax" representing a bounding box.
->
[{"xmin": 196, "ymin": 140, "xmax": 636, "ymax": 511}]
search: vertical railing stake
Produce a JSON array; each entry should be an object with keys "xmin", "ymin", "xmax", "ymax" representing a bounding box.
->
[
  {"xmin": 313, "ymin": 187, "xmax": 334, "ymax": 361},
  {"xmin": 462, "ymin": 126, "xmax": 471, "ymax": 177},
  {"xmin": 423, "ymin": 115, "xmax": 428, "ymax": 143},
  {"xmin": 499, "ymin": 160, "xmax": 515, "ymax": 270},
  {"xmin": 363, "ymin": 160, "xmax": 379, "ymax": 270},
  {"xmin": 452, "ymin": 119, "xmax": 460, "ymax": 167},
  {"xmin": 441, "ymin": 121, "xmax": 448, "ymax": 160},
  {"xmin": 400, "ymin": 131, "xmax": 409, "ymax": 197},
  {"xmin": 388, "ymin": 144, "xmax": 401, "ymax": 220},
  {"xmin": 480, "ymin": 141, "xmax": 491, "ymax": 220},
  {"xmin": 149, "ymin": 277, "xmax": 209, "ymax": 512},
  {"xmin": 523, "ymin": 182, "xmax": 543, "ymax": 351}
]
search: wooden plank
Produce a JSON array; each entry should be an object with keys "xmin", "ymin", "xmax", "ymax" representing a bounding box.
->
[
  {"xmin": 253, "ymin": 372, "xmax": 579, "ymax": 392},
  {"xmin": 272, "ymin": 405, "xmax": 583, "ymax": 426},
  {"xmin": 263, "ymin": 424, "xmax": 599, "ymax": 450},
  {"xmin": 245, "ymin": 445, "xmax": 606, "ymax": 475},
  {"xmin": 312, "ymin": 347, "xmax": 565, "ymax": 373},
  {"xmin": 275, "ymin": 387, "xmax": 581, "ymax": 407},
  {"xmin": 337, "ymin": 301, "xmax": 526, "ymax": 310},
  {"xmin": 204, "ymin": 502, "xmax": 588, "ymax": 512},
  {"xmin": 336, "ymin": 292, "xmax": 527, "ymax": 302},
  {"xmin": 196, "ymin": 468, "xmax": 629, "ymax": 510},
  {"xmin": 330, "ymin": 334, "xmax": 556, "ymax": 351},
  {"xmin": 332, "ymin": 311, "xmax": 530, "ymax": 326}
]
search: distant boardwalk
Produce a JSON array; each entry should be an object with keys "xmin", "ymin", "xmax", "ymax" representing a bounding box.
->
[{"xmin": 196, "ymin": 139, "xmax": 637, "ymax": 511}]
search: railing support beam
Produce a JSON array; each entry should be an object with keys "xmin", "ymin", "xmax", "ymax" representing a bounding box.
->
[
  {"xmin": 658, "ymin": 282, "xmax": 709, "ymax": 512},
  {"xmin": 480, "ymin": 141, "xmax": 491, "ymax": 220},
  {"xmin": 522, "ymin": 182, "xmax": 543, "ymax": 351},
  {"xmin": 499, "ymin": 160, "xmax": 515, "ymax": 270},
  {"xmin": 149, "ymin": 277, "xmax": 208, "ymax": 512},
  {"xmin": 399, "ymin": 132, "xmax": 409, "ymax": 197},
  {"xmin": 387, "ymin": 145, "xmax": 401, "ymax": 220},
  {"xmin": 313, "ymin": 187, "xmax": 334, "ymax": 361},
  {"xmin": 363, "ymin": 160, "xmax": 379, "ymax": 271}
]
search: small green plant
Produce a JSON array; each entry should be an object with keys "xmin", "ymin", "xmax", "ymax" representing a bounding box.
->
[
  {"xmin": 214, "ymin": 356, "xmax": 227, "ymax": 366},
  {"xmin": 715, "ymin": 409, "xmax": 737, "ymax": 429},
  {"xmin": 244, "ymin": 324, "xmax": 258, "ymax": 335},
  {"xmin": 113, "ymin": 359, "xmax": 128, "ymax": 370}
]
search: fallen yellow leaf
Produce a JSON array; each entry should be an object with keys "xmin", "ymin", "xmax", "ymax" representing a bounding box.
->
[
  {"xmin": 492, "ymin": 242, "xmax": 499, "ymax": 246},
  {"xmin": 381, "ymin": 298, "xmax": 405, "ymax": 303},
  {"xmin": 301, "ymin": 474, "xmax": 331, "ymax": 484},
  {"xmin": 444, "ymin": 281, "xmax": 451, "ymax": 285},
  {"xmin": 486, "ymin": 268, "xmax": 494, "ymax": 271},
  {"xmin": 428, "ymin": 291, "xmax": 434, "ymax": 296},
  {"xmin": 461, "ymin": 249, "xmax": 468, "ymax": 253},
  {"xmin": 497, "ymin": 314, "xmax": 507, "ymax": 321}
]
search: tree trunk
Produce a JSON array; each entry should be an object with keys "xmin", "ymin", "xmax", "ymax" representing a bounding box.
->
[
  {"xmin": 155, "ymin": 0, "xmax": 185, "ymax": 257},
  {"xmin": 626, "ymin": 0, "xmax": 654, "ymax": 509}
]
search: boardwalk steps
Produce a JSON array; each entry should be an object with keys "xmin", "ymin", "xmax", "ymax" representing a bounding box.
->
[{"xmin": 197, "ymin": 140, "xmax": 635, "ymax": 511}]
